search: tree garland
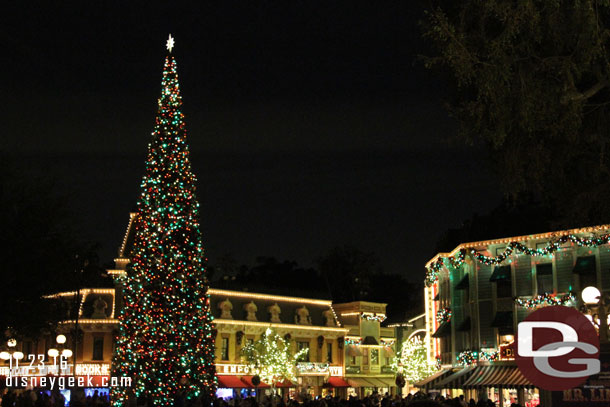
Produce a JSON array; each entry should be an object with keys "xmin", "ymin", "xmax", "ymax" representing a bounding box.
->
[
  {"xmin": 425, "ymin": 233, "xmax": 610, "ymax": 286},
  {"xmin": 436, "ymin": 308, "xmax": 452, "ymax": 324},
  {"xmin": 514, "ymin": 292, "xmax": 575, "ymax": 309}
]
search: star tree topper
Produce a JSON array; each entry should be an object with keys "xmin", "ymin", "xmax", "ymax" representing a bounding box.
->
[{"xmin": 166, "ymin": 34, "xmax": 175, "ymax": 53}]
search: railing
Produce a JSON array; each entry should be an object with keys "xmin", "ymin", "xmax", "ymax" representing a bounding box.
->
[
  {"xmin": 296, "ymin": 362, "xmax": 329, "ymax": 374},
  {"xmin": 345, "ymin": 366, "xmax": 361, "ymax": 374}
]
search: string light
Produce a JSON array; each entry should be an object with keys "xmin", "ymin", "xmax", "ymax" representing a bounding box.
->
[
  {"xmin": 110, "ymin": 44, "xmax": 216, "ymax": 407},
  {"xmin": 436, "ymin": 308, "xmax": 452, "ymax": 324},
  {"xmin": 514, "ymin": 292, "xmax": 575, "ymax": 309},
  {"xmin": 457, "ymin": 349, "xmax": 499, "ymax": 366},
  {"xmin": 391, "ymin": 336, "xmax": 437, "ymax": 384},
  {"xmin": 241, "ymin": 328, "xmax": 307, "ymax": 387},
  {"xmin": 425, "ymin": 231, "xmax": 610, "ymax": 285}
]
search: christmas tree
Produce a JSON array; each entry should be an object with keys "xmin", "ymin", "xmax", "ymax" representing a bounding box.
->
[{"xmin": 111, "ymin": 36, "xmax": 217, "ymax": 407}]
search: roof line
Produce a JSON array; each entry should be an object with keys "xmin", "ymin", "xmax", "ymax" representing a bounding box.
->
[
  {"xmin": 207, "ymin": 288, "xmax": 333, "ymax": 306},
  {"xmin": 425, "ymin": 223, "xmax": 610, "ymax": 268}
]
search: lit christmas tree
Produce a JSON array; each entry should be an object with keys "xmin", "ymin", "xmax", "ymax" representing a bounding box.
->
[
  {"xmin": 111, "ymin": 35, "xmax": 216, "ymax": 407},
  {"xmin": 241, "ymin": 328, "xmax": 307, "ymax": 394},
  {"xmin": 391, "ymin": 336, "xmax": 437, "ymax": 384}
]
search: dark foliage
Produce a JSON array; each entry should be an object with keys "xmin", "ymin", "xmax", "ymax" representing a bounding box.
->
[
  {"xmin": 0, "ymin": 155, "xmax": 105, "ymax": 338},
  {"xmin": 209, "ymin": 247, "xmax": 421, "ymax": 321},
  {"xmin": 423, "ymin": 0, "xmax": 610, "ymax": 227}
]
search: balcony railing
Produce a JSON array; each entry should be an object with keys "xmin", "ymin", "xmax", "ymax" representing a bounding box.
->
[{"xmin": 296, "ymin": 362, "xmax": 329, "ymax": 374}]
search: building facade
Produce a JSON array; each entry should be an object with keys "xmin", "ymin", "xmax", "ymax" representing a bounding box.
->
[
  {"xmin": 419, "ymin": 224, "xmax": 610, "ymax": 406},
  {"xmin": 333, "ymin": 301, "xmax": 397, "ymax": 397}
]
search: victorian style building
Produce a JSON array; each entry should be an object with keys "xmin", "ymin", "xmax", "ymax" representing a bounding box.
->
[{"xmin": 418, "ymin": 224, "xmax": 610, "ymax": 406}]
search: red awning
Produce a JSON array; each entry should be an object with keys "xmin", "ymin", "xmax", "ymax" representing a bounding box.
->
[
  {"xmin": 218, "ymin": 376, "xmax": 248, "ymax": 388},
  {"xmin": 240, "ymin": 376, "xmax": 270, "ymax": 388},
  {"xmin": 327, "ymin": 377, "xmax": 350, "ymax": 388},
  {"xmin": 275, "ymin": 379, "xmax": 294, "ymax": 388}
]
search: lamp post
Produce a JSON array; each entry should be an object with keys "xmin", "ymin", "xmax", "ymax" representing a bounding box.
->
[
  {"xmin": 48, "ymin": 334, "xmax": 74, "ymax": 375},
  {"xmin": 0, "ymin": 339, "xmax": 25, "ymax": 374},
  {"xmin": 581, "ymin": 286, "xmax": 609, "ymax": 344}
]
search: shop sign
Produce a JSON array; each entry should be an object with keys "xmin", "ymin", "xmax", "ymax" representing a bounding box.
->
[{"xmin": 216, "ymin": 364, "xmax": 251, "ymax": 375}]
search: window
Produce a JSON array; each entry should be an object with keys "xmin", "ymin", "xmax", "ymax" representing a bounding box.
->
[
  {"xmin": 536, "ymin": 264, "xmax": 553, "ymax": 294},
  {"xmin": 370, "ymin": 349, "xmax": 379, "ymax": 365},
  {"xmin": 497, "ymin": 279, "xmax": 512, "ymax": 298},
  {"xmin": 326, "ymin": 342, "xmax": 333, "ymax": 363},
  {"xmin": 92, "ymin": 337, "xmax": 104, "ymax": 361},
  {"xmin": 297, "ymin": 341, "xmax": 309, "ymax": 362},
  {"xmin": 351, "ymin": 356, "xmax": 357, "ymax": 365},
  {"xmin": 221, "ymin": 337, "xmax": 229, "ymax": 361},
  {"xmin": 246, "ymin": 338, "xmax": 254, "ymax": 346}
]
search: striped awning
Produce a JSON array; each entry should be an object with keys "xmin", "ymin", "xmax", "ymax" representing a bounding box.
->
[
  {"xmin": 462, "ymin": 364, "xmax": 533, "ymax": 389},
  {"xmin": 431, "ymin": 365, "xmax": 476, "ymax": 389},
  {"xmin": 413, "ymin": 368, "xmax": 452, "ymax": 388}
]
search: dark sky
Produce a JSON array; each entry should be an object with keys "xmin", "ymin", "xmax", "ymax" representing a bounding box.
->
[{"xmin": 2, "ymin": 2, "xmax": 502, "ymax": 282}]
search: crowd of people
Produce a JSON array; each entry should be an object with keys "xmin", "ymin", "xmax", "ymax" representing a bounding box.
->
[
  {"xmin": 0, "ymin": 389, "xmax": 110, "ymax": 407},
  {"xmin": 0, "ymin": 391, "xmax": 537, "ymax": 407},
  {"xmin": 211, "ymin": 392, "xmax": 536, "ymax": 407}
]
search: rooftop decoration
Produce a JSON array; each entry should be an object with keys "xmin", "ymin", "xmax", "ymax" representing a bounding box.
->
[{"xmin": 425, "ymin": 232, "xmax": 610, "ymax": 286}]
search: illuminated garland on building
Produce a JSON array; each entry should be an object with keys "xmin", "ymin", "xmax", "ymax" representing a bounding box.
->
[
  {"xmin": 457, "ymin": 349, "xmax": 499, "ymax": 366},
  {"xmin": 380, "ymin": 338, "xmax": 396, "ymax": 347},
  {"xmin": 436, "ymin": 308, "xmax": 452, "ymax": 324},
  {"xmin": 425, "ymin": 233, "xmax": 610, "ymax": 286},
  {"xmin": 344, "ymin": 337, "xmax": 363, "ymax": 346},
  {"xmin": 296, "ymin": 362, "xmax": 329, "ymax": 374},
  {"xmin": 360, "ymin": 312, "xmax": 387, "ymax": 322},
  {"xmin": 514, "ymin": 292, "xmax": 576, "ymax": 309}
]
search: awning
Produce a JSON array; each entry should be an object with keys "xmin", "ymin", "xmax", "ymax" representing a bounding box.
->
[
  {"xmin": 574, "ymin": 255, "xmax": 596, "ymax": 274},
  {"xmin": 218, "ymin": 375, "xmax": 248, "ymax": 388},
  {"xmin": 275, "ymin": 379, "xmax": 294, "ymax": 388},
  {"xmin": 366, "ymin": 377, "xmax": 395, "ymax": 387},
  {"xmin": 431, "ymin": 366, "xmax": 476, "ymax": 389},
  {"xmin": 490, "ymin": 265, "xmax": 511, "ymax": 282},
  {"xmin": 327, "ymin": 377, "xmax": 350, "ymax": 387},
  {"xmin": 383, "ymin": 346, "xmax": 395, "ymax": 358},
  {"xmin": 347, "ymin": 345, "xmax": 363, "ymax": 357},
  {"xmin": 462, "ymin": 364, "xmax": 534, "ymax": 389},
  {"xmin": 491, "ymin": 312, "xmax": 513, "ymax": 329},
  {"xmin": 240, "ymin": 376, "xmax": 270, "ymax": 388},
  {"xmin": 433, "ymin": 293, "xmax": 440, "ymax": 301},
  {"xmin": 457, "ymin": 317, "xmax": 471, "ymax": 332},
  {"xmin": 455, "ymin": 274, "xmax": 469, "ymax": 290},
  {"xmin": 413, "ymin": 369, "xmax": 452, "ymax": 388},
  {"xmin": 347, "ymin": 378, "xmax": 372, "ymax": 388},
  {"xmin": 347, "ymin": 377, "xmax": 395, "ymax": 388},
  {"xmin": 432, "ymin": 321, "xmax": 451, "ymax": 337}
]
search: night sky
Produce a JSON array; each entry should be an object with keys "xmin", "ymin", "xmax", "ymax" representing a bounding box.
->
[{"xmin": 3, "ymin": 2, "xmax": 502, "ymax": 282}]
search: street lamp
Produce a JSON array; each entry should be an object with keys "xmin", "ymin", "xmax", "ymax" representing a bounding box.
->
[
  {"xmin": 48, "ymin": 334, "xmax": 73, "ymax": 374},
  {"xmin": 581, "ymin": 286, "xmax": 609, "ymax": 344},
  {"xmin": 0, "ymin": 339, "xmax": 24, "ymax": 373}
]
